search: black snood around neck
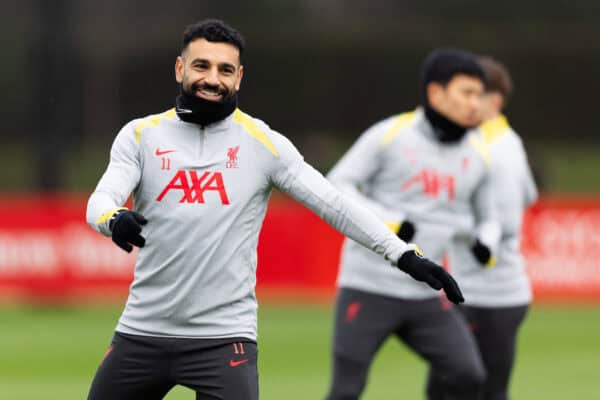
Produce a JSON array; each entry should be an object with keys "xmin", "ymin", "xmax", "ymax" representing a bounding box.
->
[
  {"xmin": 175, "ymin": 86, "xmax": 237, "ymax": 127},
  {"xmin": 423, "ymin": 104, "xmax": 468, "ymax": 143}
]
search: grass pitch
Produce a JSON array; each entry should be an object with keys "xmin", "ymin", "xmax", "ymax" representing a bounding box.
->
[{"xmin": 1, "ymin": 303, "xmax": 599, "ymax": 399}]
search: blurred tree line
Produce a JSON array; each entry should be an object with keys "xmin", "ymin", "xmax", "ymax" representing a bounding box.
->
[{"xmin": 1, "ymin": 0, "xmax": 599, "ymax": 192}]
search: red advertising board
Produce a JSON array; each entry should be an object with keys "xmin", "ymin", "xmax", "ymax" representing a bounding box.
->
[
  {"xmin": 521, "ymin": 197, "xmax": 600, "ymax": 302},
  {"xmin": 0, "ymin": 193, "xmax": 598, "ymax": 303}
]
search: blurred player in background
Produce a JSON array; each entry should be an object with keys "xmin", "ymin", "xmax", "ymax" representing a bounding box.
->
[
  {"xmin": 440, "ymin": 56, "xmax": 538, "ymax": 400},
  {"xmin": 84, "ymin": 19, "xmax": 463, "ymax": 400},
  {"xmin": 325, "ymin": 48, "xmax": 500, "ymax": 400}
]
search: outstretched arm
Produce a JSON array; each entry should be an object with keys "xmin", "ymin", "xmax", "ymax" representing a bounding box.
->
[{"xmin": 270, "ymin": 135, "xmax": 463, "ymax": 303}]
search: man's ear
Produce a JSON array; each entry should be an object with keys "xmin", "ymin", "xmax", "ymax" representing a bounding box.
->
[
  {"xmin": 489, "ymin": 92, "xmax": 504, "ymax": 113},
  {"xmin": 427, "ymin": 82, "xmax": 443, "ymax": 107},
  {"xmin": 175, "ymin": 56, "xmax": 184, "ymax": 84},
  {"xmin": 235, "ymin": 65, "xmax": 244, "ymax": 91}
]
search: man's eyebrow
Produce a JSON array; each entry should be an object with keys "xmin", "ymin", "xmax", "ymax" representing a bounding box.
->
[
  {"xmin": 220, "ymin": 62, "xmax": 237, "ymax": 70},
  {"xmin": 189, "ymin": 58, "xmax": 237, "ymax": 70}
]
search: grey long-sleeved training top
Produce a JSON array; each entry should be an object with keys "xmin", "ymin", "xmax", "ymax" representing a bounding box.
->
[
  {"xmin": 87, "ymin": 108, "xmax": 414, "ymax": 340},
  {"xmin": 449, "ymin": 115, "xmax": 538, "ymax": 307},
  {"xmin": 327, "ymin": 109, "xmax": 500, "ymax": 300}
]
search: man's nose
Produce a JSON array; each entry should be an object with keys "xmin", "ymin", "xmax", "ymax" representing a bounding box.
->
[{"xmin": 204, "ymin": 68, "xmax": 220, "ymax": 85}]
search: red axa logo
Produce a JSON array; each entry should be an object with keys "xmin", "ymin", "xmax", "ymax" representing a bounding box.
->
[
  {"xmin": 401, "ymin": 168, "xmax": 455, "ymax": 200},
  {"xmin": 226, "ymin": 145, "xmax": 240, "ymax": 168},
  {"xmin": 156, "ymin": 170, "xmax": 230, "ymax": 204}
]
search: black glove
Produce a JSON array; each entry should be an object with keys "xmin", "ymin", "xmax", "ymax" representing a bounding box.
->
[
  {"xmin": 397, "ymin": 249, "xmax": 464, "ymax": 304},
  {"xmin": 397, "ymin": 220, "xmax": 416, "ymax": 242},
  {"xmin": 109, "ymin": 210, "xmax": 148, "ymax": 253},
  {"xmin": 471, "ymin": 239, "xmax": 491, "ymax": 266}
]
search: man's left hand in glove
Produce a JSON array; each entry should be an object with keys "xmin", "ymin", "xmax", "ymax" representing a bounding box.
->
[{"xmin": 396, "ymin": 248, "xmax": 464, "ymax": 304}]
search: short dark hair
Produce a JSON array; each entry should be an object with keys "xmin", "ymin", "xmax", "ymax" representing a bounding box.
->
[
  {"xmin": 182, "ymin": 19, "xmax": 245, "ymax": 58},
  {"xmin": 478, "ymin": 55, "xmax": 513, "ymax": 100},
  {"xmin": 420, "ymin": 48, "xmax": 486, "ymax": 102}
]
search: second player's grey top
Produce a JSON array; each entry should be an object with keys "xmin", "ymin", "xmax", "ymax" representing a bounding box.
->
[
  {"xmin": 86, "ymin": 108, "xmax": 413, "ymax": 340},
  {"xmin": 328, "ymin": 109, "xmax": 499, "ymax": 300},
  {"xmin": 449, "ymin": 115, "xmax": 538, "ymax": 307}
]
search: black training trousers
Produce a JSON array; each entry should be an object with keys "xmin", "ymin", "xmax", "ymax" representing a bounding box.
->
[
  {"xmin": 87, "ymin": 332, "xmax": 258, "ymax": 400},
  {"xmin": 326, "ymin": 288, "xmax": 485, "ymax": 400},
  {"xmin": 427, "ymin": 304, "xmax": 528, "ymax": 400},
  {"xmin": 460, "ymin": 304, "xmax": 528, "ymax": 400}
]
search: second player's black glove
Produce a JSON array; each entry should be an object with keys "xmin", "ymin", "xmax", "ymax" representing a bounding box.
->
[
  {"xmin": 397, "ymin": 249, "xmax": 464, "ymax": 304},
  {"xmin": 397, "ymin": 220, "xmax": 416, "ymax": 242},
  {"xmin": 471, "ymin": 238, "xmax": 493, "ymax": 267},
  {"xmin": 109, "ymin": 210, "xmax": 148, "ymax": 253}
]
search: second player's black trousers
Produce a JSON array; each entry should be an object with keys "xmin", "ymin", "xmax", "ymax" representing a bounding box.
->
[
  {"xmin": 427, "ymin": 304, "xmax": 528, "ymax": 400},
  {"xmin": 439, "ymin": 304, "xmax": 528, "ymax": 400},
  {"xmin": 326, "ymin": 288, "xmax": 485, "ymax": 400}
]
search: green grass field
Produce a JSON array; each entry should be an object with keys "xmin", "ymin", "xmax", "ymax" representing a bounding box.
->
[{"xmin": 1, "ymin": 303, "xmax": 599, "ymax": 399}]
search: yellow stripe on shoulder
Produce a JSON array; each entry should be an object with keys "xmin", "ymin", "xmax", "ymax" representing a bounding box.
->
[
  {"xmin": 382, "ymin": 111, "xmax": 416, "ymax": 145},
  {"xmin": 469, "ymin": 134, "xmax": 490, "ymax": 166},
  {"xmin": 233, "ymin": 108, "xmax": 279, "ymax": 157},
  {"xmin": 480, "ymin": 114, "xmax": 510, "ymax": 145},
  {"xmin": 134, "ymin": 108, "xmax": 177, "ymax": 144}
]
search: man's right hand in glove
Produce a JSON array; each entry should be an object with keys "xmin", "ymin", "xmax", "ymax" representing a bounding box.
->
[
  {"xmin": 109, "ymin": 210, "xmax": 148, "ymax": 253},
  {"xmin": 396, "ymin": 248, "xmax": 464, "ymax": 304}
]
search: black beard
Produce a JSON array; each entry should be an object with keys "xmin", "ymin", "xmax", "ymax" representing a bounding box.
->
[
  {"xmin": 423, "ymin": 103, "xmax": 470, "ymax": 143},
  {"xmin": 175, "ymin": 83, "xmax": 237, "ymax": 127}
]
